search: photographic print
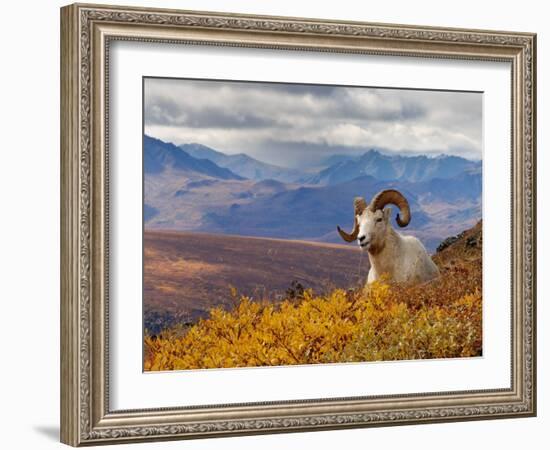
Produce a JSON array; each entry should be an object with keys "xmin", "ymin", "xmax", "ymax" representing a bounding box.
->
[{"xmin": 143, "ymin": 78, "xmax": 483, "ymax": 371}]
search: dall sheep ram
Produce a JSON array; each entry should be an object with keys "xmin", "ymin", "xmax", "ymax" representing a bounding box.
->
[{"xmin": 337, "ymin": 189, "xmax": 439, "ymax": 285}]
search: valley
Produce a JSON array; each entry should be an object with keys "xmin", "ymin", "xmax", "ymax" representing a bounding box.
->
[{"xmin": 144, "ymin": 230, "xmax": 364, "ymax": 333}]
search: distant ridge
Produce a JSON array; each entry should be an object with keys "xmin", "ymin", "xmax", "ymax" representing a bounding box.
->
[
  {"xmin": 144, "ymin": 135, "xmax": 243, "ymax": 180},
  {"xmin": 305, "ymin": 149, "xmax": 481, "ymax": 185},
  {"xmin": 180, "ymin": 143, "xmax": 304, "ymax": 183}
]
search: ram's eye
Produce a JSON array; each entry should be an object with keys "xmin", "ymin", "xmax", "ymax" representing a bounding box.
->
[{"xmin": 376, "ymin": 217, "xmax": 383, "ymax": 223}]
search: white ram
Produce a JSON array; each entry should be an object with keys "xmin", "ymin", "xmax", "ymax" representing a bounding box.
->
[{"xmin": 337, "ymin": 189, "xmax": 439, "ymax": 284}]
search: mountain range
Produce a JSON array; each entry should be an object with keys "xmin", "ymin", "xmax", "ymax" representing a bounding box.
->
[
  {"xmin": 143, "ymin": 135, "xmax": 482, "ymax": 252},
  {"xmin": 180, "ymin": 143, "xmax": 305, "ymax": 183},
  {"xmin": 305, "ymin": 149, "xmax": 481, "ymax": 185},
  {"xmin": 145, "ymin": 135, "xmax": 243, "ymax": 180}
]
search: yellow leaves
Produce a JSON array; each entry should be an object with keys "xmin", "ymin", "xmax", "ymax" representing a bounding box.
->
[{"xmin": 144, "ymin": 268, "xmax": 482, "ymax": 371}]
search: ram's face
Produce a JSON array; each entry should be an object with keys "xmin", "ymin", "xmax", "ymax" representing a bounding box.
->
[
  {"xmin": 357, "ymin": 208, "xmax": 391, "ymax": 252},
  {"xmin": 337, "ymin": 190, "xmax": 410, "ymax": 246}
]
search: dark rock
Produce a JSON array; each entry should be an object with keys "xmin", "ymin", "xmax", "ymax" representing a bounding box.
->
[
  {"xmin": 466, "ymin": 236, "xmax": 480, "ymax": 248},
  {"xmin": 437, "ymin": 235, "xmax": 459, "ymax": 252}
]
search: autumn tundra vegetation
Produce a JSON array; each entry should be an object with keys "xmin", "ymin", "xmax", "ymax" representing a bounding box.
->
[{"xmin": 144, "ymin": 221, "xmax": 482, "ymax": 371}]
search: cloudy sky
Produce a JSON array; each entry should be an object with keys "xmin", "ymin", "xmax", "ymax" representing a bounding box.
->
[{"xmin": 144, "ymin": 77, "xmax": 482, "ymax": 169}]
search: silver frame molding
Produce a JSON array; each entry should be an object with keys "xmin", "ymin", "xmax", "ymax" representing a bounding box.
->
[{"xmin": 60, "ymin": 3, "xmax": 536, "ymax": 446}]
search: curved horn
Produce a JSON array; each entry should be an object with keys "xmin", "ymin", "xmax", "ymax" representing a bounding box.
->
[
  {"xmin": 337, "ymin": 197, "xmax": 367, "ymax": 242},
  {"xmin": 369, "ymin": 189, "xmax": 411, "ymax": 227}
]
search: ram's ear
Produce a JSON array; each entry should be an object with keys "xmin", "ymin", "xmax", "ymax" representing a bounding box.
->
[{"xmin": 383, "ymin": 207, "xmax": 392, "ymax": 222}]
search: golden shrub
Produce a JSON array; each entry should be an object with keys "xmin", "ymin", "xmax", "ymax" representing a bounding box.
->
[{"xmin": 144, "ymin": 254, "xmax": 482, "ymax": 371}]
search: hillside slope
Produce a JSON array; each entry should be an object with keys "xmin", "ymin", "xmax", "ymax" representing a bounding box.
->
[
  {"xmin": 433, "ymin": 219, "xmax": 482, "ymax": 269},
  {"xmin": 144, "ymin": 222, "xmax": 483, "ymax": 370}
]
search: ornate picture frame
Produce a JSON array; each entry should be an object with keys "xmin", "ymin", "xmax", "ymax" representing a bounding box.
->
[{"xmin": 60, "ymin": 3, "xmax": 536, "ymax": 446}]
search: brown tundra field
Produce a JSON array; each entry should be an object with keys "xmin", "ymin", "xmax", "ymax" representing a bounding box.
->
[{"xmin": 144, "ymin": 230, "xmax": 364, "ymax": 333}]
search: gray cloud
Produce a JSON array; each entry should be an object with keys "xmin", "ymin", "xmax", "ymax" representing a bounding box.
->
[{"xmin": 144, "ymin": 77, "xmax": 482, "ymax": 168}]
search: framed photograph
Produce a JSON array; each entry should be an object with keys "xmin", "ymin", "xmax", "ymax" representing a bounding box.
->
[{"xmin": 60, "ymin": 3, "xmax": 536, "ymax": 446}]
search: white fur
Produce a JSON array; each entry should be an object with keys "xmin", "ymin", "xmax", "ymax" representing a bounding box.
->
[{"xmin": 357, "ymin": 207, "xmax": 440, "ymax": 284}]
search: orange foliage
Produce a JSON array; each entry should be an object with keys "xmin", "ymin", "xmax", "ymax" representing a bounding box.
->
[{"xmin": 144, "ymin": 249, "xmax": 482, "ymax": 370}]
